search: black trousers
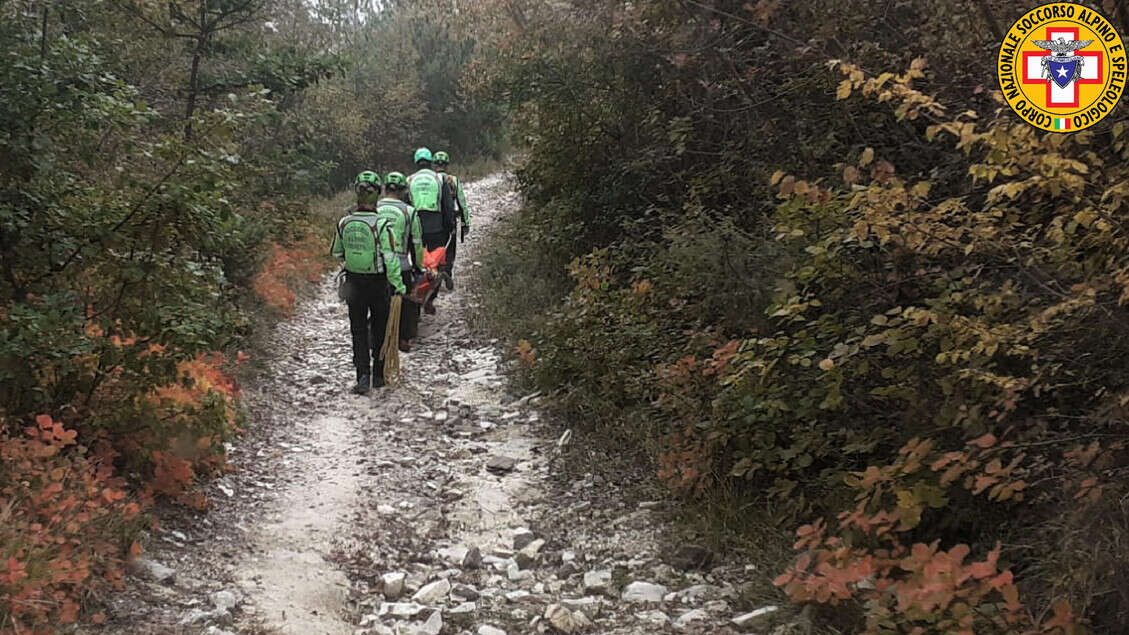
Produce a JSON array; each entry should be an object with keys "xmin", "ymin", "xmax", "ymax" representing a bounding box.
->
[
  {"xmin": 444, "ymin": 224, "xmax": 458, "ymax": 276},
  {"xmin": 346, "ymin": 273, "xmax": 390, "ymax": 380}
]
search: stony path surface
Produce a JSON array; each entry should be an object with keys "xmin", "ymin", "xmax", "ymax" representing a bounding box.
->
[{"xmin": 91, "ymin": 174, "xmax": 794, "ymax": 635}]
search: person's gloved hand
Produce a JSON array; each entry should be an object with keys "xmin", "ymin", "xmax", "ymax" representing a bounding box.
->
[{"xmin": 460, "ymin": 224, "xmax": 470, "ymax": 242}]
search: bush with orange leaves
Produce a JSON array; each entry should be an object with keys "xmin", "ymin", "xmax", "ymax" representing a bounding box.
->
[
  {"xmin": 0, "ymin": 326, "xmax": 252, "ymax": 630},
  {"xmin": 77, "ymin": 331, "xmax": 245, "ymax": 500},
  {"xmin": 0, "ymin": 220, "xmax": 333, "ymax": 628},
  {"xmin": 253, "ymin": 231, "xmax": 333, "ymax": 314},
  {"xmin": 134, "ymin": 352, "xmax": 244, "ymax": 506},
  {"xmin": 0, "ymin": 415, "xmax": 144, "ymax": 630}
]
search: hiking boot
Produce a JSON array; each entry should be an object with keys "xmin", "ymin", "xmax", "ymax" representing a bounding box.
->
[
  {"xmin": 352, "ymin": 374, "xmax": 370, "ymax": 395},
  {"xmin": 398, "ymin": 339, "xmax": 412, "ymax": 353},
  {"xmin": 372, "ymin": 373, "xmax": 385, "ymax": 389},
  {"xmin": 424, "ymin": 300, "xmax": 436, "ymax": 315},
  {"xmin": 443, "ymin": 274, "xmax": 455, "ymax": 291}
]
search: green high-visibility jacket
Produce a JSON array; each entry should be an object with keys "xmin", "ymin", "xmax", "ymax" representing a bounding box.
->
[
  {"xmin": 375, "ymin": 198, "xmax": 422, "ymax": 295},
  {"xmin": 406, "ymin": 168, "xmax": 441, "ymax": 212},
  {"xmin": 330, "ymin": 206, "xmax": 401, "ymax": 292},
  {"xmin": 437, "ymin": 170, "xmax": 471, "ymax": 228}
]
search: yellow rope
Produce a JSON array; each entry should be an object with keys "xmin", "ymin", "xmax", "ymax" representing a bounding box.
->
[{"xmin": 381, "ymin": 294, "xmax": 403, "ymax": 385}]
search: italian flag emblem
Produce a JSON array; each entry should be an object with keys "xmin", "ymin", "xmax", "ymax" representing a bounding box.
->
[{"xmin": 1053, "ymin": 117, "xmax": 1072, "ymax": 130}]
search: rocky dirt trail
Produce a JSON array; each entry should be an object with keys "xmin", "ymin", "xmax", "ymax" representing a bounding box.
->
[{"xmin": 93, "ymin": 174, "xmax": 797, "ymax": 635}]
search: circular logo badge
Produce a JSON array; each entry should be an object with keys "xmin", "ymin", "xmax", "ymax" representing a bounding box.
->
[{"xmin": 997, "ymin": 2, "xmax": 1126, "ymax": 132}]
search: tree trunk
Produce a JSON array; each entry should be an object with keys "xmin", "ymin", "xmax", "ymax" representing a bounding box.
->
[
  {"xmin": 184, "ymin": 44, "xmax": 202, "ymax": 140},
  {"xmin": 40, "ymin": 2, "xmax": 48, "ymax": 59}
]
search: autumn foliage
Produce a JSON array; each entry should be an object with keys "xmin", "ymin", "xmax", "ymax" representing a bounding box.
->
[
  {"xmin": 0, "ymin": 342, "xmax": 248, "ymax": 630},
  {"xmin": 479, "ymin": 0, "xmax": 1129, "ymax": 631},
  {"xmin": 253, "ymin": 232, "xmax": 332, "ymax": 314},
  {"xmin": 1, "ymin": 0, "xmax": 467, "ymax": 628},
  {"xmin": 1, "ymin": 214, "xmax": 328, "ymax": 629},
  {"xmin": 0, "ymin": 416, "xmax": 139, "ymax": 629}
]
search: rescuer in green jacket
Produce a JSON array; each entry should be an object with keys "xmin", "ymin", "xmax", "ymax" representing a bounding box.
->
[
  {"xmin": 406, "ymin": 147, "xmax": 450, "ymax": 314},
  {"xmin": 330, "ymin": 171, "xmax": 404, "ymax": 394},
  {"xmin": 433, "ymin": 151, "xmax": 470, "ymax": 290},
  {"xmin": 377, "ymin": 171, "xmax": 423, "ymax": 351}
]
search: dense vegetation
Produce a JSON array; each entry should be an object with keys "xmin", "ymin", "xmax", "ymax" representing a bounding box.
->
[
  {"xmin": 0, "ymin": 0, "xmax": 500, "ymax": 628},
  {"xmin": 7, "ymin": 0, "xmax": 1129, "ymax": 631},
  {"xmin": 474, "ymin": 1, "xmax": 1129, "ymax": 632}
]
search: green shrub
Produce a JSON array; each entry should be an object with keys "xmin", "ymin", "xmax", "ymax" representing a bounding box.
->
[{"xmin": 478, "ymin": 0, "xmax": 1129, "ymax": 630}]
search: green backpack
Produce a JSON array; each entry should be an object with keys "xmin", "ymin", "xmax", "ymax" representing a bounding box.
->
[
  {"xmin": 409, "ymin": 170, "xmax": 441, "ymax": 212},
  {"xmin": 339, "ymin": 215, "xmax": 383, "ymax": 274}
]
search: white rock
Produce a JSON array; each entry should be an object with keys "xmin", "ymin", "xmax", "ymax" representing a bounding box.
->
[
  {"xmin": 635, "ymin": 609, "xmax": 670, "ymax": 625},
  {"xmin": 515, "ymin": 543, "xmax": 545, "ymax": 570},
  {"xmin": 562, "ymin": 596, "xmax": 605, "ymax": 614},
  {"xmin": 416, "ymin": 610, "xmax": 442, "ymax": 635},
  {"xmin": 448, "ymin": 601, "xmax": 477, "ymax": 614},
  {"xmin": 377, "ymin": 504, "xmax": 396, "ymax": 515},
  {"xmin": 674, "ymin": 609, "xmax": 709, "ymax": 629},
  {"xmin": 439, "ymin": 546, "xmax": 481, "ymax": 569},
  {"xmin": 210, "ymin": 590, "xmax": 240, "ymax": 612},
  {"xmin": 505, "ymin": 590, "xmax": 531, "ymax": 602},
  {"xmin": 378, "ymin": 602, "xmax": 425, "ymax": 618},
  {"xmin": 507, "ymin": 564, "xmax": 534, "ymax": 582},
  {"xmin": 382, "ymin": 572, "xmax": 406, "ymax": 599},
  {"xmin": 622, "ymin": 581, "xmax": 669, "ymax": 603},
  {"xmin": 478, "ymin": 626, "xmax": 507, "ymax": 635},
  {"xmin": 435, "ymin": 544, "xmax": 462, "ymax": 562},
  {"xmin": 544, "ymin": 603, "xmax": 593, "ymax": 633},
  {"xmin": 412, "ymin": 579, "xmax": 452, "ymax": 604},
  {"xmin": 678, "ymin": 584, "xmax": 721, "ymax": 603},
  {"xmin": 704, "ymin": 600, "xmax": 730, "ymax": 613},
  {"xmin": 731, "ymin": 605, "xmax": 780, "ymax": 628},
  {"xmin": 582, "ymin": 569, "xmax": 611, "ymax": 593},
  {"xmin": 518, "ymin": 539, "xmax": 545, "ymax": 559},
  {"xmin": 484, "ymin": 555, "xmax": 514, "ymax": 572},
  {"xmin": 129, "ymin": 558, "xmax": 176, "ymax": 583},
  {"xmin": 405, "ymin": 571, "xmax": 428, "ymax": 593},
  {"xmin": 178, "ymin": 609, "xmax": 212, "ymax": 626}
]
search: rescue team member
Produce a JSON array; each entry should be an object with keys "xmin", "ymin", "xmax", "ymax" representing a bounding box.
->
[
  {"xmin": 406, "ymin": 147, "xmax": 450, "ymax": 314},
  {"xmin": 433, "ymin": 151, "xmax": 470, "ymax": 290},
  {"xmin": 377, "ymin": 171, "xmax": 423, "ymax": 352},
  {"xmin": 330, "ymin": 171, "xmax": 404, "ymax": 394}
]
